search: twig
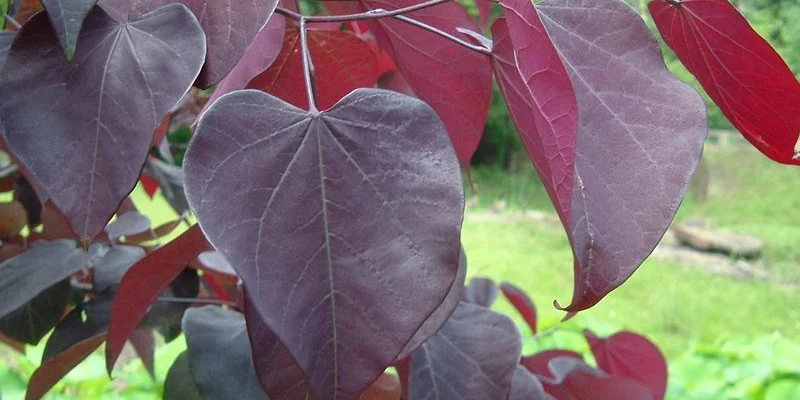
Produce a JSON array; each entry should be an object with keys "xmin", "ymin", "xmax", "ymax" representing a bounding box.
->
[
  {"xmin": 299, "ymin": 18, "xmax": 318, "ymax": 113},
  {"xmin": 275, "ymin": 0, "xmax": 452, "ymax": 23},
  {"xmin": 5, "ymin": 14, "xmax": 21, "ymax": 30},
  {"xmin": 156, "ymin": 296, "xmax": 238, "ymax": 308},
  {"xmin": 391, "ymin": 13, "xmax": 491, "ymax": 55}
]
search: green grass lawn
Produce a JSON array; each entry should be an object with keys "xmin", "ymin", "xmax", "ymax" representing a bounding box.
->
[{"xmin": 2, "ymin": 136, "xmax": 798, "ymax": 399}]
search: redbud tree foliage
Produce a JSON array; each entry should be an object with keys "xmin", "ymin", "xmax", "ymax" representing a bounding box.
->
[{"xmin": 0, "ymin": 0, "xmax": 796, "ymax": 397}]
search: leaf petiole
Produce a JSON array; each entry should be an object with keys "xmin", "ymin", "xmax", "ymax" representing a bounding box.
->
[
  {"xmin": 299, "ymin": 18, "xmax": 318, "ymax": 113},
  {"xmin": 390, "ymin": 13, "xmax": 492, "ymax": 55},
  {"xmin": 275, "ymin": 0, "xmax": 453, "ymax": 23}
]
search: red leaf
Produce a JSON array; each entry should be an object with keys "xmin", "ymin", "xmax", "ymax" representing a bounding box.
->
[
  {"xmin": 584, "ymin": 330, "xmax": 667, "ymax": 400},
  {"xmin": 492, "ymin": 0, "xmax": 577, "ymax": 226},
  {"xmin": 358, "ymin": 0, "xmax": 492, "ymax": 165},
  {"xmin": 10, "ymin": 0, "xmax": 42, "ymax": 29},
  {"xmin": 26, "ymin": 335, "xmax": 106, "ymax": 400},
  {"xmin": 323, "ymin": 1, "xmax": 360, "ymax": 15},
  {"xmin": 200, "ymin": 14, "xmax": 286, "ymax": 117},
  {"xmin": 649, "ymin": 0, "xmax": 800, "ymax": 164},
  {"xmin": 105, "ymin": 225, "xmax": 208, "ymax": 374},
  {"xmin": 247, "ymin": 24, "xmax": 380, "ymax": 110},
  {"xmin": 499, "ymin": 282, "xmax": 538, "ymax": 334},
  {"xmin": 524, "ymin": 354, "xmax": 653, "ymax": 400},
  {"xmin": 151, "ymin": 113, "xmax": 173, "ymax": 148},
  {"xmin": 476, "ymin": 0, "xmax": 493, "ymax": 30},
  {"xmin": 139, "ymin": 174, "xmax": 159, "ymax": 198},
  {"xmin": 377, "ymin": 71, "xmax": 415, "ymax": 97},
  {"xmin": 557, "ymin": 371, "xmax": 655, "ymax": 400}
]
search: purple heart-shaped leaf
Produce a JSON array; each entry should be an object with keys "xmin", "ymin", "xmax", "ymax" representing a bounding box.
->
[
  {"xmin": 0, "ymin": 5, "xmax": 205, "ymax": 243},
  {"xmin": 184, "ymin": 88, "xmax": 464, "ymax": 399},
  {"xmin": 406, "ymin": 301, "xmax": 521, "ymax": 399},
  {"xmin": 535, "ymin": 0, "xmax": 707, "ymax": 311},
  {"xmin": 100, "ymin": 0, "xmax": 278, "ymax": 87}
]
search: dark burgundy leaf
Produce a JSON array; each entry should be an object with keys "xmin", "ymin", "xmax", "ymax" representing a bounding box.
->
[
  {"xmin": 491, "ymin": 4, "xmax": 577, "ymax": 227},
  {"xmin": 184, "ymin": 89, "xmax": 463, "ymax": 399},
  {"xmin": 129, "ymin": 328, "xmax": 155, "ymax": 377},
  {"xmin": 247, "ymin": 24, "xmax": 379, "ymax": 110},
  {"xmin": 0, "ymin": 240, "xmax": 95, "ymax": 319},
  {"xmin": 27, "ymin": 291, "xmax": 112, "ymax": 400},
  {"xmin": 32, "ymin": 286, "xmax": 190, "ymax": 399},
  {"xmin": 0, "ymin": 6, "xmax": 205, "ymax": 244},
  {"xmin": 0, "ymin": 331, "xmax": 26, "ymax": 353},
  {"xmin": 463, "ymin": 277, "xmax": 498, "ymax": 307},
  {"xmin": 395, "ymin": 247, "xmax": 467, "ymax": 361},
  {"xmin": 183, "ymin": 306, "xmax": 268, "ymax": 400},
  {"xmin": 509, "ymin": 366, "xmax": 553, "ymax": 400},
  {"xmin": 104, "ymin": 212, "xmax": 151, "ymax": 242},
  {"xmin": 533, "ymin": 0, "xmax": 708, "ymax": 311},
  {"xmin": 26, "ymin": 335, "xmax": 106, "ymax": 400},
  {"xmin": 0, "ymin": 279, "xmax": 70, "ymax": 345},
  {"xmin": 43, "ymin": 290, "xmax": 113, "ymax": 360},
  {"xmin": 245, "ymin": 290, "xmax": 309, "ymax": 400},
  {"xmin": 147, "ymin": 266, "xmax": 201, "ymax": 338},
  {"xmin": 358, "ymin": 0, "xmax": 492, "ymax": 165},
  {"xmin": 499, "ymin": 282, "xmax": 537, "ymax": 334},
  {"xmin": 105, "ymin": 225, "xmax": 208, "ymax": 373},
  {"xmin": 585, "ymin": 330, "xmax": 667, "ymax": 400},
  {"xmin": 150, "ymin": 268, "xmax": 200, "ymax": 343},
  {"xmin": 100, "ymin": 0, "xmax": 278, "ymax": 87},
  {"xmin": 649, "ymin": 0, "xmax": 800, "ymax": 164},
  {"xmin": 91, "ymin": 245, "xmax": 146, "ymax": 292},
  {"xmin": 520, "ymin": 349, "xmax": 583, "ymax": 378},
  {"xmin": 163, "ymin": 352, "xmax": 203, "ymax": 400},
  {"xmin": 14, "ymin": 177, "xmax": 42, "ymax": 228},
  {"xmin": 40, "ymin": 0, "xmax": 97, "ymax": 60},
  {"xmin": 201, "ymin": 14, "xmax": 286, "ymax": 115},
  {"xmin": 407, "ymin": 302, "xmax": 521, "ymax": 399}
]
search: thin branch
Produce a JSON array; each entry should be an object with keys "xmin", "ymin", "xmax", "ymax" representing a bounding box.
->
[
  {"xmin": 156, "ymin": 296, "xmax": 238, "ymax": 308},
  {"xmin": 275, "ymin": 0, "xmax": 452, "ymax": 23},
  {"xmin": 299, "ymin": 18, "xmax": 318, "ymax": 113},
  {"xmin": 391, "ymin": 14, "xmax": 491, "ymax": 55},
  {"xmin": 5, "ymin": 14, "xmax": 21, "ymax": 30}
]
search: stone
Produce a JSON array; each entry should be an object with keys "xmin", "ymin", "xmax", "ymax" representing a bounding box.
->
[{"xmin": 672, "ymin": 223, "xmax": 764, "ymax": 259}]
